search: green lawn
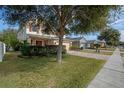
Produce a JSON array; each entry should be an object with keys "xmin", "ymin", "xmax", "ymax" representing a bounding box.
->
[
  {"xmin": 120, "ymin": 53, "xmax": 124, "ymax": 62},
  {"xmin": 120, "ymin": 48, "xmax": 124, "ymax": 57},
  {"xmin": 121, "ymin": 53, "xmax": 124, "ymax": 57},
  {"xmin": 81, "ymin": 49, "xmax": 113, "ymax": 55},
  {"xmin": 0, "ymin": 52, "xmax": 105, "ymax": 88},
  {"xmin": 120, "ymin": 49, "xmax": 124, "ymax": 52},
  {"xmin": 99, "ymin": 48, "xmax": 116, "ymax": 51}
]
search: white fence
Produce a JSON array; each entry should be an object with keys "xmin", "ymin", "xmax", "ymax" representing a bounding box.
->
[{"xmin": 0, "ymin": 42, "xmax": 6, "ymax": 62}]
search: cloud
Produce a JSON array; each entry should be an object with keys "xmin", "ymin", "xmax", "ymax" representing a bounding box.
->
[
  {"xmin": 110, "ymin": 19, "xmax": 124, "ymax": 26},
  {"xmin": 0, "ymin": 19, "xmax": 19, "ymax": 31},
  {"xmin": 119, "ymin": 30, "xmax": 124, "ymax": 41}
]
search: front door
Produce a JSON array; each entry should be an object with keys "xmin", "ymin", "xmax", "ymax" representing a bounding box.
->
[{"xmin": 36, "ymin": 41, "xmax": 43, "ymax": 46}]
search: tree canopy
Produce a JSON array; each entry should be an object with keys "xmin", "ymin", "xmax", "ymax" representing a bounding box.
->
[
  {"xmin": 1, "ymin": 28, "xmax": 21, "ymax": 51},
  {"xmin": 98, "ymin": 27, "xmax": 120, "ymax": 46},
  {"xmin": 1, "ymin": 6, "xmax": 119, "ymax": 34}
]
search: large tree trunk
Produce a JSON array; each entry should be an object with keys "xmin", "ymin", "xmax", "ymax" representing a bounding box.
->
[
  {"xmin": 57, "ymin": 35, "xmax": 63, "ymax": 63},
  {"xmin": 56, "ymin": 7, "xmax": 65, "ymax": 63}
]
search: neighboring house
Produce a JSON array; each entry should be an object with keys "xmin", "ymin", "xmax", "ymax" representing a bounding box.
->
[
  {"xmin": 17, "ymin": 21, "xmax": 72, "ymax": 51},
  {"xmin": 98, "ymin": 40, "xmax": 106, "ymax": 48},
  {"xmin": 68, "ymin": 37, "xmax": 87, "ymax": 49},
  {"xmin": 68, "ymin": 37, "xmax": 106, "ymax": 49},
  {"xmin": 119, "ymin": 41, "xmax": 124, "ymax": 49},
  {"xmin": 86, "ymin": 40, "xmax": 95, "ymax": 49},
  {"xmin": 87, "ymin": 40, "xmax": 106, "ymax": 49}
]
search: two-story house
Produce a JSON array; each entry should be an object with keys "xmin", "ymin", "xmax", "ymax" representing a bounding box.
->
[{"xmin": 17, "ymin": 21, "xmax": 72, "ymax": 51}]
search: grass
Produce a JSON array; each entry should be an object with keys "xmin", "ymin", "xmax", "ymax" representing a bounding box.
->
[
  {"xmin": 0, "ymin": 52, "xmax": 105, "ymax": 88},
  {"xmin": 121, "ymin": 53, "xmax": 124, "ymax": 57},
  {"xmin": 81, "ymin": 49, "xmax": 113, "ymax": 55},
  {"xmin": 99, "ymin": 48, "xmax": 115, "ymax": 51},
  {"xmin": 120, "ymin": 48, "xmax": 124, "ymax": 57},
  {"xmin": 120, "ymin": 49, "xmax": 124, "ymax": 52},
  {"xmin": 120, "ymin": 53, "xmax": 124, "ymax": 62}
]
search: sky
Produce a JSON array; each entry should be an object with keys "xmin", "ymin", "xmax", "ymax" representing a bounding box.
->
[
  {"xmin": 0, "ymin": 10, "xmax": 19, "ymax": 31},
  {"xmin": 0, "ymin": 20, "xmax": 19, "ymax": 31},
  {"xmin": 111, "ymin": 20, "xmax": 124, "ymax": 41},
  {"xmin": 0, "ymin": 7, "xmax": 124, "ymax": 41}
]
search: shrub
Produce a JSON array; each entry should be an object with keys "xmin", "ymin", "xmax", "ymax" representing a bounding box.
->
[
  {"xmin": 94, "ymin": 44, "xmax": 101, "ymax": 48},
  {"xmin": 20, "ymin": 40, "xmax": 31, "ymax": 56},
  {"xmin": 21, "ymin": 45, "xmax": 31, "ymax": 56},
  {"xmin": 11, "ymin": 40, "xmax": 23, "ymax": 51},
  {"xmin": 20, "ymin": 45, "xmax": 66, "ymax": 56}
]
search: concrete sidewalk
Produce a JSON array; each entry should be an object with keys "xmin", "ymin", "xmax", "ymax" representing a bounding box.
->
[{"xmin": 88, "ymin": 48, "xmax": 124, "ymax": 88}]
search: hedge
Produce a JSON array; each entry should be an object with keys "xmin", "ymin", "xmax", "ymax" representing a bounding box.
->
[{"xmin": 21, "ymin": 45, "xmax": 66, "ymax": 56}]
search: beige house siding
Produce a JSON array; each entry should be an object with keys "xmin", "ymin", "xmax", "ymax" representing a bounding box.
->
[
  {"xmin": 54, "ymin": 40, "xmax": 72, "ymax": 51},
  {"xmin": 72, "ymin": 41, "xmax": 80, "ymax": 48},
  {"xmin": 27, "ymin": 37, "xmax": 56, "ymax": 46},
  {"xmin": 27, "ymin": 37, "xmax": 71, "ymax": 51},
  {"xmin": 100, "ymin": 43, "xmax": 106, "ymax": 48}
]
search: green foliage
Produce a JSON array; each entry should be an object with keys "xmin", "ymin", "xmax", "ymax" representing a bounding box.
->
[
  {"xmin": 94, "ymin": 44, "xmax": 101, "ymax": 48},
  {"xmin": 11, "ymin": 40, "xmax": 22, "ymax": 51},
  {"xmin": 20, "ymin": 41, "xmax": 30, "ymax": 56},
  {"xmin": 98, "ymin": 27, "xmax": 120, "ymax": 46},
  {"xmin": 21, "ymin": 45, "xmax": 66, "ymax": 56},
  {"xmin": 1, "ymin": 28, "xmax": 22, "ymax": 51},
  {"xmin": 0, "ymin": 32, "xmax": 3, "ymax": 42},
  {"xmin": 2, "ymin": 29, "xmax": 16, "ymax": 47}
]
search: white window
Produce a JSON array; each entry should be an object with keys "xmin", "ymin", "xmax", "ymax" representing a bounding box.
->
[{"xmin": 32, "ymin": 24, "xmax": 38, "ymax": 32}]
